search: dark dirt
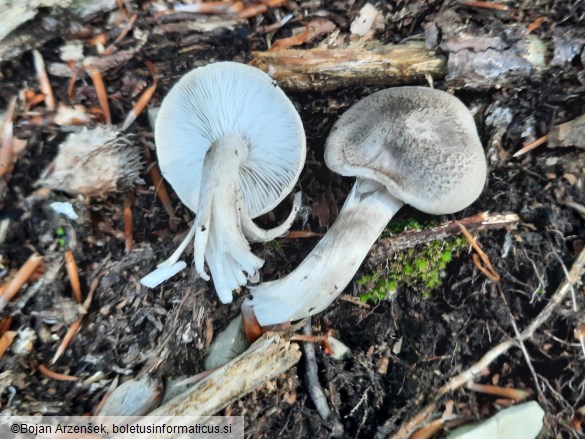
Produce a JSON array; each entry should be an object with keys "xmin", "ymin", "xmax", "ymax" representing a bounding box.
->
[{"xmin": 0, "ymin": 0, "xmax": 584, "ymax": 438}]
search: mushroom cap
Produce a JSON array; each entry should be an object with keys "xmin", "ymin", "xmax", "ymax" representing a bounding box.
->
[
  {"xmin": 324, "ymin": 87, "xmax": 486, "ymax": 215},
  {"xmin": 155, "ymin": 62, "xmax": 306, "ymax": 218}
]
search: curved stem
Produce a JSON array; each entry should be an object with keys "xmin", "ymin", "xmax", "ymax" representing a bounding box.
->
[
  {"xmin": 243, "ymin": 178, "xmax": 404, "ymax": 326},
  {"xmin": 242, "ymin": 192, "xmax": 302, "ymax": 243}
]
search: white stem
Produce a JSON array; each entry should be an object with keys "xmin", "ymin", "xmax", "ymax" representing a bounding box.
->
[
  {"xmin": 195, "ymin": 136, "xmax": 264, "ymax": 303},
  {"xmin": 243, "ymin": 178, "xmax": 404, "ymax": 326},
  {"xmin": 242, "ymin": 192, "xmax": 303, "ymax": 243}
]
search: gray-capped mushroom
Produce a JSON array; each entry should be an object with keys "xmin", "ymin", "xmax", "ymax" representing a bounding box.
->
[
  {"xmin": 140, "ymin": 62, "xmax": 306, "ymax": 303},
  {"xmin": 244, "ymin": 86, "xmax": 487, "ymax": 326}
]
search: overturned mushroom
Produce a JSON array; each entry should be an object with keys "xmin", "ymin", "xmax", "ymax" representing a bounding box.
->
[
  {"xmin": 244, "ymin": 86, "xmax": 487, "ymax": 326},
  {"xmin": 140, "ymin": 62, "xmax": 306, "ymax": 303}
]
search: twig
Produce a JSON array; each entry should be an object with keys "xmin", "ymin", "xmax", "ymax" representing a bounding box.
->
[
  {"xmin": 384, "ymin": 248, "xmax": 585, "ymax": 439},
  {"xmin": 552, "ymin": 251, "xmax": 585, "ymax": 358},
  {"xmin": 121, "ymin": 61, "xmax": 158, "ymax": 132},
  {"xmin": 0, "ymin": 97, "xmax": 17, "ymax": 176},
  {"xmin": 148, "ymin": 334, "xmax": 300, "ymax": 417},
  {"xmin": 513, "ymin": 134, "xmax": 549, "ymax": 157},
  {"xmin": 303, "ymin": 318, "xmax": 345, "ymax": 437},
  {"xmin": 124, "ymin": 191, "xmax": 134, "ymax": 253},
  {"xmin": 0, "ymin": 330, "xmax": 16, "ymax": 360},
  {"xmin": 150, "ymin": 162, "xmax": 178, "ymax": 231},
  {"xmin": 32, "ymin": 50, "xmax": 56, "ymax": 111},
  {"xmin": 459, "ymin": 224, "xmax": 501, "ymax": 282},
  {"xmin": 465, "ymin": 381, "xmax": 531, "ymax": 401},
  {"xmin": 526, "ymin": 17, "xmax": 546, "ymax": 34},
  {"xmin": 339, "ymin": 294, "xmax": 371, "ymax": 309},
  {"xmin": 86, "ymin": 65, "xmax": 111, "ymax": 125},
  {"xmin": 38, "ymin": 364, "xmax": 80, "ymax": 381},
  {"xmin": 64, "ymin": 251, "xmax": 82, "ymax": 303},
  {"xmin": 0, "ymin": 253, "xmax": 44, "ymax": 313},
  {"xmin": 369, "ymin": 212, "xmax": 519, "ymax": 267},
  {"xmin": 51, "ymin": 276, "xmax": 99, "ymax": 364},
  {"xmin": 457, "ymin": 0, "xmax": 509, "ymax": 11}
]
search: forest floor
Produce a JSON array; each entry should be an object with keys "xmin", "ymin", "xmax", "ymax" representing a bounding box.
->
[{"xmin": 0, "ymin": 0, "xmax": 584, "ymax": 438}]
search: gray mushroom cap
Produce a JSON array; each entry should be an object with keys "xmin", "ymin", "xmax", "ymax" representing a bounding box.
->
[
  {"xmin": 324, "ymin": 86, "xmax": 486, "ymax": 215},
  {"xmin": 156, "ymin": 61, "xmax": 306, "ymax": 218}
]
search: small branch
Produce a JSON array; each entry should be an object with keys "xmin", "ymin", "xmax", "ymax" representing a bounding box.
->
[
  {"xmin": 384, "ymin": 248, "xmax": 585, "ymax": 439},
  {"xmin": 303, "ymin": 318, "xmax": 345, "ymax": 437},
  {"xmin": 0, "ymin": 253, "xmax": 44, "ymax": 313},
  {"xmin": 252, "ymin": 41, "xmax": 446, "ymax": 91},
  {"xmin": 124, "ymin": 191, "xmax": 134, "ymax": 253},
  {"xmin": 64, "ymin": 251, "xmax": 82, "ymax": 303},
  {"xmin": 368, "ymin": 212, "xmax": 519, "ymax": 267},
  {"xmin": 149, "ymin": 334, "xmax": 300, "ymax": 417}
]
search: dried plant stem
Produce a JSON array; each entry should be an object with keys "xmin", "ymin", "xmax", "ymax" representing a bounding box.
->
[
  {"xmin": 124, "ymin": 191, "xmax": 134, "ymax": 253},
  {"xmin": 0, "ymin": 253, "xmax": 44, "ymax": 313},
  {"xmin": 465, "ymin": 381, "xmax": 531, "ymax": 401},
  {"xmin": 51, "ymin": 277, "xmax": 99, "ymax": 364},
  {"xmin": 149, "ymin": 162, "xmax": 178, "ymax": 231},
  {"xmin": 121, "ymin": 61, "xmax": 158, "ymax": 132},
  {"xmin": 383, "ymin": 249, "xmax": 585, "ymax": 439},
  {"xmin": 459, "ymin": 223, "xmax": 501, "ymax": 282},
  {"xmin": 457, "ymin": 0, "xmax": 509, "ymax": 11},
  {"xmin": 0, "ymin": 97, "xmax": 17, "ymax": 176},
  {"xmin": 33, "ymin": 50, "xmax": 55, "ymax": 111},
  {"xmin": 0, "ymin": 330, "xmax": 16, "ymax": 360},
  {"xmin": 86, "ymin": 66, "xmax": 111, "ymax": 125},
  {"xmin": 38, "ymin": 364, "xmax": 79, "ymax": 381},
  {"xmin": 65, "ymin": 251, "xmax": 82, "ymax": 303}
]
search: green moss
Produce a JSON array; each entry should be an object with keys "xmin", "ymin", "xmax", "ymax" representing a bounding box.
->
[
  {"xmin": 358, "ymin": 234, "xmax": 467, "ymax": 303},
  {"xmin": 54, "ymin": 226, "xmax": 67, "ymax": 248}
]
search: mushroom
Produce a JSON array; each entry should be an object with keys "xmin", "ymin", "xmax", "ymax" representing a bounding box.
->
[
  {"xmin": 243, "ymin": 86, "xmax": 487, "ymax": 326},
  {"xmin": 140, "ymin": 62, "xmax": 306, "ymax": 303}
]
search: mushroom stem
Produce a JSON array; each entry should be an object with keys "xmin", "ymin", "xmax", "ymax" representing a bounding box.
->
[
  {"xmin": 194, "ymin": 136, "xmax": 265, "ymax": 303},
  {"xmin": 243, "ymin": 178, "xmax": 404, "ymax": 326}
]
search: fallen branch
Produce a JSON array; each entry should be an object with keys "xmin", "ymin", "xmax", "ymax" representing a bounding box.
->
[
  {"xmin": 252, "ymin": 41, "xmax": 446, "ymax": 91},
  {"xmin": 368, "ymin": 212, "xmax": 519, "ymax": 267},
  {"xmin": 149, "ymin": 334, "xmax": 300, "ymax": 417},
  {"xmin": 381, "ymin": 248, "xmax": 585, "ymax": 439}
]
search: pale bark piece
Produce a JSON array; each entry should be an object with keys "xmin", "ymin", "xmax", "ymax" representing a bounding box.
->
[
  {"xmin": 252, "ymin": 41, "xmax": 446, "ymax": 91},
  {"xmin": 447, "ymin": 401, "xmax": 545, "ymax": 439},
  {"xmin": 97, "ymin": 376, "xmax": 163, "ymax": 417},
  {"xmin": 548, "ymin": 113, "xmax": 585, "ymax": 149},
  {"xmin": 150, "ymin": 334, "xmax": 301, "ymax": 417}
]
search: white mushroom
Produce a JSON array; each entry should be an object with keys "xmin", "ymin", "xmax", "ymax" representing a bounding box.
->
[
  {"xmin": 140, "ymin": 62, "xmax": 306, "ymax": 303},
  {"xmin": 243, "ymin": 86, "xmax": 487, "ymax": 326}
]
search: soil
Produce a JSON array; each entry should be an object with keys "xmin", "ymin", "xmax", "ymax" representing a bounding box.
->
[{"xmin": 0, "ymin": 1, "xmax": 584, "ymax": 438}]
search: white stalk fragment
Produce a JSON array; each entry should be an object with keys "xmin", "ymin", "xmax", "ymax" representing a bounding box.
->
[
  {"xmin": 245, "ymin": 179, "xmax": 403, "ymax": 326},
  {"xmin": 140, "ymin": 62, "xmax": 306, "ymax": 302}
]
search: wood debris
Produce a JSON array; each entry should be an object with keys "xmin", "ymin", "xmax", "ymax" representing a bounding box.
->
[
  {"xmin": 149, "ymin": 334, "xmax": 300, "ymax": 417},
  {"xmin": 253, "ymin": 41, "xmax": 445, "ymax": 91}
]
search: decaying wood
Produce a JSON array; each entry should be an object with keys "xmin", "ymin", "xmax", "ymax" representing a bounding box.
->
[
  {"xmin": 149, "ymin": 334, "xmax": 301, "ymax": 417},
  {"xmin": 252, "ymin": 41, "xmax": 446, "ymax": 91},
  {"xmin": 381, "ymin": 248, "xmax": 585, "ymax": 439},
  {"xmin": 368, "ymin": 212, "xmax": 519, "ymax": 267}
]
